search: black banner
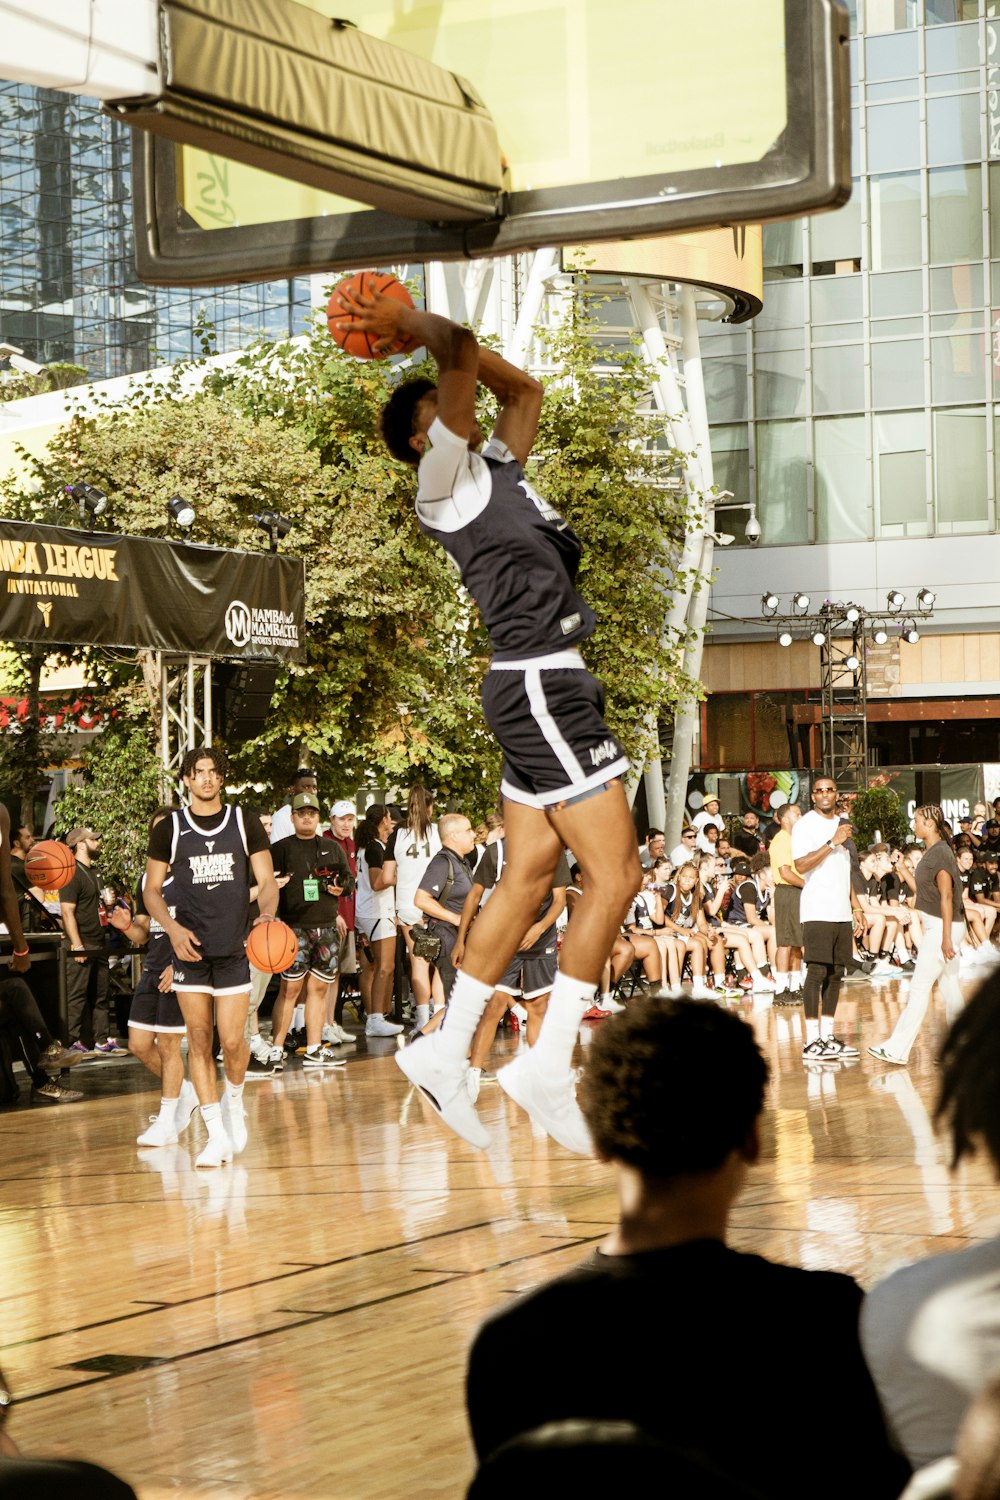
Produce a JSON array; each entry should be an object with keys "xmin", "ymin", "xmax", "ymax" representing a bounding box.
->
[{"xmin": 0, "ymin": 520, "xmax": 305, "ymax": 661}]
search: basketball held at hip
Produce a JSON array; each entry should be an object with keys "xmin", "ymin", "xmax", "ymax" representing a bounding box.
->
[{"xmin": 327, "ymin": 270, "xmax": 415, "ymax": 360}]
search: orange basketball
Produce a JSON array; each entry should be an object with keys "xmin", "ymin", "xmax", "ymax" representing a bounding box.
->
[
  {"xmin": 327, "ymin": 270, "xmax": 415, "ymax": 360},
  {"xmin": 246, "ymin": 919, "xmax": 298, "ymax": 974},
  {"xmin": 24, "ymin": 839, "xmax": 76, "ymax": 890}
]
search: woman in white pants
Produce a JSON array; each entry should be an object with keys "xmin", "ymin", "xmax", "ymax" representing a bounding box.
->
[{"xmin": 868, "ymin": 805, "xmax": 966, "ymax": 1065}]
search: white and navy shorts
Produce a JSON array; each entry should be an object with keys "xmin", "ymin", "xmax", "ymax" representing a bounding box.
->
[
  {"xmin": 171, "ymin": 953, "xmax": 251, "ymax": 998},
  {"xmin": 128, "ymin": 972, "xmax": 186, "ymax": 1034},
  {"xmin": 481, "ymin": 650, "xmax": 629, "ymax": 810}
]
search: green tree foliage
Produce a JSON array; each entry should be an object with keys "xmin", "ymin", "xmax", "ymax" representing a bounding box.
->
[
  {"xmin": 0, "ymin": 290, "xmax": 700, "ymax": 816},
  {"xmin": 53, "ymin": 729, "xmax": 167, "ymax": 892},
  {"xmin": 844, "ymin": 784, "xmax": 911, "ymax": 849}
]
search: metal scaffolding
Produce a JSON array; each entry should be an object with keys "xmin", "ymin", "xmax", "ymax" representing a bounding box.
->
[{"xmin": 159, "ymin": 654, "xmax": 212, "ymax": 793}]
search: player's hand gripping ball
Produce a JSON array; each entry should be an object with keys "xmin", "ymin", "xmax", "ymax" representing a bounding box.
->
[
  {"xmin": 328, "ymin": 270, "xmax": 415, "ymax": 359},
  {"xmin": 246, "ymin": 918, "xmax": 298, "ymax": 974}
]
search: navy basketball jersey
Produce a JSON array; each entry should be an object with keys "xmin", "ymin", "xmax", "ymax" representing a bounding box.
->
[
  {"xmin": 416, "ymin": 425, "xmax": 596, "ymax": 660},
  {"xmin": 137, "ymin": 872, "xmax": 175, "ymax": 976},
  {"xmin": 168, "ymin": 806, "xmax": 250, "ymax": 956}
]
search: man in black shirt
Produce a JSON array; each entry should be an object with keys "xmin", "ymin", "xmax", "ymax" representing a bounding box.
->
[
  {"xmin": 61, "ymin": 827, "xmax": 118, "ymax": 1054},
  {"xmin": 466, "ymin": 998, "xmax": 910, "ymax": 1500},
  {"xmin": 414, "ymin": 813, "xmax": 477, "ymax": 1002},
  {"xmin": 731, "ymin": 811, "xmax": 764, "ymax": 860},
  {"xmin": 270, "ymin": 793, "xmax": 352, "ymax": 1070},
  {"xmin": 145, "ymin": 746, "xmax": 278, "ymax": 1168}
]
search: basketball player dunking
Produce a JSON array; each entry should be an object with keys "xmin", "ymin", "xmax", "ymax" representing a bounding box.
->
[
  {"xmin": 144, "ymin": 746, "xmax": 278, "ymax": 1168},
  {"xmin": 338, "ymin": 288, "xmax": 642, "ymax": 1154}
]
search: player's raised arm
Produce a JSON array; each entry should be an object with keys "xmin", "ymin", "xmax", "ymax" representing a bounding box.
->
[{"xmin": 474, "ymin": 347, "xmax": 543, "ymax": 466}]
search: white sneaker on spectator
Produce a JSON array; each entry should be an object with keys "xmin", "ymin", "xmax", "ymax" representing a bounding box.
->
[
  {"xmin": 174, "ymin": 1079, "xmax": 200, "ymax": 1137},
  {"xmin": 395, "ymin": 1033, "xmax": 490, "ymax": 1149},
  {"xmin": 497, "ymin": 1051, "xmax": 593, "ymax": 1156},
  {"xmin": 331, "ymin": 1023, "xmax": 356, "ymax": 1046},
  {"xmin": 599, "ymin": 994, "xmax": 626, "ymax": 1013},
  {"xmin": 195, "ymin": 1133, "xmax": 233, "ymax": 1168},
  {"xmin": 751, "ymin": 973, "xmax": 776, "ymax": 992},
  {"xmin": 688, "ymin": 980, "xmax": 719, "ymax": 1000},
  {"xmin": 366, "ymin": 1014, "xmax": 404, "ymax": 1037},
  {"xmin": 249, "ymin": 1035, "xmax": 271, "ymax": 1063}
]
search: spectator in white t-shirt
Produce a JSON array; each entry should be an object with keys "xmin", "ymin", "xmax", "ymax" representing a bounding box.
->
[
  {"xmin": 692, "ymin": 796, "xmax": 724, "ymax": 843},
  {"xmin": 670, "ymin": 826, "xmax": 700, "ymax": 866},
  {"xmin": 790, "ymin": 775, "xmax": 866, "ymax": 1066}
]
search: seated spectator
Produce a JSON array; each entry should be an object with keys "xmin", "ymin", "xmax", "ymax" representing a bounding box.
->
[
  {"xmin": 720, "ymin": 856, "xmax": 777, "ymax": 991},
  {"xmin": 731, "ymin": 810, "xmax": 764, "ymax": 860},
  {"xmin": 858, "ymin": 844, "xmax": 919, "ymax": 975},
  {"xmin": 467, "ymin": 997, "xmax": 910, "ymax": 1499},
  {"xmin": 695, "ymin": 821, "xmax": 721, "ymax": 857},
  {"xmin": 716, "ymin": 837, "xmax": 734, "ymax": 872},
  {"xmin": 668, "ymin": 826, "xmax": 699, "ymax": 866},
  {"xmin": 697, "ymin": 856, "xmax": 766, "ymax": 994},
  {"xmin": 638, "ymin": 829, "xmax": 664, "ymax": 871},
  {"xmin": 862, "ymin": 972, "xmax": 1000, "ymax": 1472},
  {"xmin": 957, "ymin": 848, "xmax": 998, "ymax": 956}
]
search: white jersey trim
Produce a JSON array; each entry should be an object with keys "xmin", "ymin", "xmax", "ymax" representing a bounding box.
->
[
  {"xmin": 489, "ymin": 649, "xmax": 585, "ymax": 671},
  {"xmin": 415, "ymin": 417, "xmax": 493, "ymax": 534}
]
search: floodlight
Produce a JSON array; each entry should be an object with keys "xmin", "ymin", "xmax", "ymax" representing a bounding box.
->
[
  {"xmin": 254, "ymin": 510, "xmax": 293, "ymax": 553},
  {"xmin": 872, "ymin": 626, "xmax": 888, "ymax": 646},
  {"xmin": 793, "ymin": 592, "xmax": 810, "ymax": 612},
  {"xmin": 168, "ymin": 494, "xmax": 196, "ymax": 528},
  {"xmin": 917, "ymin": 588, "xmax": 935, "ymax": 609},
  {"xmin": 65, "ymin": 481, "xmax": 108, "ymax": 526},
  {"xmin": 761, "ymin": 592, "xmax": 779, "ymax": 617},
  {"xmin": 812, "ymin": 629, "xmax": 826, "ymax": 647},
  {"xmin": 887, "ymin": 590, "xmax": 905, "ymax": 613},
  {"xmin": 902, "ymin": 621, "xmax": 920, "ymax": 645},
  {"xmin": 845, "ymin": 653, "xmax": 860, "ymax": 672},
  {"xmin": 845, "ymin": 605, "xmax": 860, "ymax": 623},
  {"xmin": 778, "ymin": 629, "xmax": 793, "ymax": 647}
]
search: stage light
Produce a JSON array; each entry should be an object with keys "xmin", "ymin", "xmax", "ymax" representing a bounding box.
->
[
  {"xmin": 812, "ymin": 629, "xmax": 826, "ymax": 647},
  {"xmin": 254, "ymin": 511, "xmax": 293, "ymax": 552},
  {"xmin": 167, "ymin": 494, "xmax": 195, "ymax": 528},
  {"xmin": 761, "ymin": 592, "xmax": 779, "ymax": 617},
  {"xmin": 887, "ymin": 589, "xmax": 905, "ymax": 613},
  {"xmin": 902, "ymin": 621, "xmax": 920, "ymax": 645},
  {"xmin": 65, "ymin": 481, "xmax": 107, "ymax": 526},
  {"xmin": 917, "ymin": 588, "xmax": 935, "ymax": 609},
  {"xmin": 845, "ymin": 605, "xmax": 860, "ymax": 623},
  {"xmin": 778, "ymin": 629, "xmax": 793, "ymax": 647},
  {"xmin": 872, "ymin": 625, "xmax": 888, "ymax": 645},
  {"xmin": 793, "ymin": 592, "xmax": 810, "ymax": 612},
  {"xmin": 845, "ymin": 652, "xmax": 860, "ymax": 672}
]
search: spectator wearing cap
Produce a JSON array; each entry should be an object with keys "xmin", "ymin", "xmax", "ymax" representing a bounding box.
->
[
  {"xmin": 956, "ymin": 813, "xmax": 979, "ymax": 848},
  {"xmin": 269, "ymin": 768, "xmax": 318, "ymax": 845},
  {"xmin": 692, "ymin": 795, "xmax": 724, "ymax": 847},
  {"xmin": 981, "ymin": 819, "xmax": 1000, "ymax": 858},
  {"xmin": 327, "ymin": 800, "xmax": 359, "ymax": 1019},
  {"xmin": 60, "ymin": 828, "xmax": 118, "ymax": 1054}
]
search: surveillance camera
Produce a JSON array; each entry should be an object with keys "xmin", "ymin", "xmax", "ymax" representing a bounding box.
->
[{"xmin": 745, "ymin": 514, "xmax": 762, "ymax": 545}]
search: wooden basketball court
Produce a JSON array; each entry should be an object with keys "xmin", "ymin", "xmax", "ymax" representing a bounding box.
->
[{"xmin": 2, "ymin": 978, "xmax": 996, "ymax": 1499}]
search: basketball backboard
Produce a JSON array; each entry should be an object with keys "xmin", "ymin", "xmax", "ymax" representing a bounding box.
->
[{"xmin": 131, "ymin": 0, "xmax": 850, "ymax": 287}]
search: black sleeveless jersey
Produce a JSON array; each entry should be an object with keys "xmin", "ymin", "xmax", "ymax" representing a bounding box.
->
[
  {"xmin": 416, "ymin": 431, "xmax": 596, "ymax": 661},
  {"xmin": 135, "ymin": 873, "xmax": 175, "ymax": 976},
  {"xmin": 168, "ymin": 806, "xmax": 250, "ymax": 956}
]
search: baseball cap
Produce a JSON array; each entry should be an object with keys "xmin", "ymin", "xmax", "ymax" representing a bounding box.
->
[
  {"xmin": 292, "ymin": 793, "xmax": 321, "ymax": 812},
  {"xmin": 65, "ymin": 827, "xmax": 96, "ymax": 847},
  {"xmin": 330, "ymin": 799, "xmax": 355, "ymax": 817}
]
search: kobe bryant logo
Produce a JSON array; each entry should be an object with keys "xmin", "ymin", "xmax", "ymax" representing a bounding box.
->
[{"xmin": 225, "ymin": 600, "xmax": 252, "ymax": 647}]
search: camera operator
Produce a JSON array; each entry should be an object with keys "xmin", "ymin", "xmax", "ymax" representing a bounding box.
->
[{"xmin": 269, "ymin": 794, "xmax": 354, "ymax": 1069}]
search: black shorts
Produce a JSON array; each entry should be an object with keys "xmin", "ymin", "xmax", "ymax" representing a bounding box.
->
[
  {"xmin": 171, "ymin": 953, "xmax": 251, "ymax": 997},
  {"xmin": 775, "ymin": 885, "xmax": 803, "ymax": 948},
  {"xmin": 802, "ymin": 920, "xmax": 853, "ymax": 969},
  {"xmin": 128, "ymin": 973, "xmax": 185, "ymax": 1034},
  {"xmin": 497, "ymin": 926, "xmax": 559, "ymax": 998},
  {"xmin": 481, "ymin": 650, "xmax": 629, "ymax": 810}
]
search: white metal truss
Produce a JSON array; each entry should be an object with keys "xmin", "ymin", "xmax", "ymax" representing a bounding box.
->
[{"xmin": 159, "ymin": 654, "xmax": 212, "ymax": 794}]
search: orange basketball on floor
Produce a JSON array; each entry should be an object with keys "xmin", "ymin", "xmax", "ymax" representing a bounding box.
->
[
  {"xmin": 327, "ymin": 270, "xmax": 415, "ymax": 359},
  {"xmin": 24, "ymin": 839, "xmax": 76, "ymax": 890},
  {"xmin": 246, "ymin": 919, "xmax": 298, "ymax": 974}
]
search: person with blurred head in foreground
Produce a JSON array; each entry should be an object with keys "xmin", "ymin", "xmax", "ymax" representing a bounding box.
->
[{"xmin": 466, "ymin": 997, "xmax": 909, "ymax": 1499}]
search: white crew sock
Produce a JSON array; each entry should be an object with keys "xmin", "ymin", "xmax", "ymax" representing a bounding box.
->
[
  {"xmin": 819, "ymin": 1013, "xmax": 835, "ymax": 1040},
  {"xmin": 201, "ymin": 1101, "xmax": 227, "ymax": 1138},
  {"xmin": 414, "ymin": 1003, "xmax": 430, "ymax": 1029},
  {"xmin": 805, "ymin": 1017, "xmax": 820, "ymax": 1044},
  {"xmin": 225, "ymin": 1080, "xmax": 245, "ymax": 1109},
  {"xmin": 531, "ymin": 971, "xmax": 595, "ymax": 1078},
  {"xmin": 436, "ymin": 972, "xmax": 493, "ymax": 1060},
  {"xmin": 291, "ymin": 1003, "xmax": 306, "ymax": 1030},
  {"xmin": 158, "ymin": 1097, "xmax": 178, "ymax": 1125},
  {"xmin": 774, "ymin": 972, "xmax": 788, "ymax": 993},
  {"xmin": 788, "ymin": 971, "xmax": 802, "ymax": 992}
]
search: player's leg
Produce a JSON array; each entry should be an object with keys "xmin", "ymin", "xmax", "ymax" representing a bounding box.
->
[
  {"xmin": 178, "ymin": 985, "xmax": 234, "ymax": 1166},
  {"xmin": 216, "ymin": 987, "xmax": 251, "ymax": 1157}
]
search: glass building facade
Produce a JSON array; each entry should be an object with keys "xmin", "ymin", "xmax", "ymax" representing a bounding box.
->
[
  {"xmin": 0, "ymin": 81, "xmax": 314, "ymax": 380},
  {"xmin": 703, "ymin": 0, "xmax": 1000, "ymax": 549}
]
